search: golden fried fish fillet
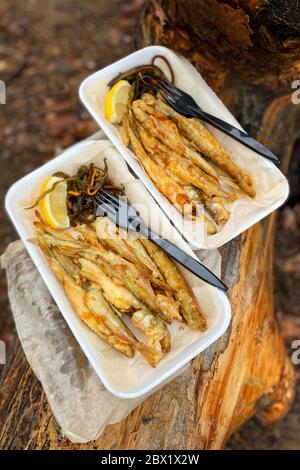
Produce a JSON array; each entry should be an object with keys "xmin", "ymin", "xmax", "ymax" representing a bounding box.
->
[
  {"xmin": 124, "ymin": 115, "xmax": 216, "ymax": 234},
  {"xmin": 155, "ymin": 98, "xmax": 256, "ymax": 198},
  {"xmin": 80, "ymin": 256, "xmax": 171, "ymax": 353},
  {"xmin": 123, "ymin": 115, "xmax": 190, "ymax": 211},
  {"xmin": 85, "ymin": 286, "xmax": 163, "ymax": 366},
  {"xmin": 95, "ymin": 217, "xmax": 153, "ymax": 276},
  {"xmin": 33, "ymin": 239, "xmax": 135, "ymax": 358},
  {"xmin": 136, "ymin": 123, "xmax": 223, "ymax": 198},
  {"xmin": 124, "ymin": 236, "xmax": 164, "ymax": 281},
  {"xmin": 37, "ymin": 230, "xmax": 161, "ymax": 315},
  {"xmin": 141, "ymin": 239, "xmax": 207, "ymax": 331},
  {"xmin": 82, "ymin": 246, "xmax": 161, "ymax": 314},
  {"xmin": 183, "ymin": 184, "xmax": 230, "ymax": 224},
  {"xmin": 134, "ymin": 98, "xmax": 218, "ymax": 178},
  {"xmin": 131, "ymin": 309, "xmax": 171, "ymax": 353}
]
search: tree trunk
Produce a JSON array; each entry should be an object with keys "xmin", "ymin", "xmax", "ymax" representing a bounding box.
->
[{"xmin": 0, "ymin": 0, "xmax": 299, "ymax": 450}]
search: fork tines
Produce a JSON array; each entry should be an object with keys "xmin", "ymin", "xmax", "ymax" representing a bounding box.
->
[
  {"xmin": 156, "ymin": 80, "xmax": 182, "ymax": 102},
  {"xmin": 95, "ymin": 189, "xmax": 120, "ymax": 209},
  {"xmin": 160, "ymin": 80, "xmax": 182, "ymax": 96}
]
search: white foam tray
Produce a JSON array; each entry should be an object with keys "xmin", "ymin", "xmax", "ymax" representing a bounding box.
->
[
  {"xmin": 79, "ymin": 45, "xmax": 289, "ymax": 250},
  {"xmin": 5, "ymin": 139, "xmax": 231, "ymax": 399}
]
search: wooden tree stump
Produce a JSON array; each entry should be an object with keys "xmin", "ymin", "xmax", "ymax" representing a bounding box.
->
[{"xmin": 0, "ymin": 0, "xmax": 299, "ymax": 450}]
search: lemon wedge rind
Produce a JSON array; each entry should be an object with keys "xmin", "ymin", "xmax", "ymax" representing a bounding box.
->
[
  {"xmin": 104, "ymin": 80, "xmax": 131, "ymax": 124},
  {"xmin": 40, "ymin": 176, "xmax": 70, "ymax": 229}
]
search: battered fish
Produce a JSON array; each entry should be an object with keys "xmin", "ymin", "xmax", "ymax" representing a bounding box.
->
[{"xmin": 155, "ymin": 98, "xmax": 256, "ymax": 198}]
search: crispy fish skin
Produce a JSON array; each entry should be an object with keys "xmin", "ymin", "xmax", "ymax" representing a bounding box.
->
[
  {"xmin": 80, "ymin": 251, "xmax": 178, "ymax": 324},
  {"xmin": 184, "ymin": 184, "xmax": 230, "ymax": 224},
  {"xmin": 42, "ymin": 237, "xmax": 161, "ymax": 365},
  {"xmin": 85, "ymin": 286, "xmax": 135, "ymax": 342},
  {"xmin": 32, "ymin": 169, "xmax": 212, "ymax": 366},
  {"xmin": 152, "ymin": 114, "xmax": 218, "ymax": 178},
  {"xmin": 67, "ymin": 281, "xmax": 134, "ymax": 358},
  {"xmin": 124, "ymin": 115, "xmax": 190, "ymax": 211},
  {"xmin": 41, "ymin": 230, "xmax": 161, "ymax": 315},
  {"xmin": 120, "ymin": 125, "xmax": 130, "ymax": 147},
  {"xmin": 35, "ymin": 240, "xmax": 135, "ymax": 358},
  {"xmin": 49, "ymin": 248, "xmax": 134, "ymax": 357},
  {"xmin": 155, "ymin": 99, "xmax": 256, "ymax": 198},
  {"xmin": 101, "ymin": 219, "xmax": 182, "ymax": 316},
  {"xmin": 68, "ymin": 279, "xmax": 134, "ymax": 357},
  {"xmin": 79, "ymin": 256, "xmax": 159, "ymax": 318},
  {"xmin": 95, "ymin": 217, "xmax": 153, "ymax": 277},
  {"xmin": 44, "ymin": 228, "xmax": 159, "ymax": 309},
  {"xmin": 135, "ymin": 98, "xmax": 218, "ymax": 178},
  {"xmin": 33, "ymin": 220, "xmax": 205, "ymax": 365},
  {"xmin": 136, "ymin": 123, "xmax": 223, "ymax": 198},
  {"xmin": 37, "ymin": 233, "xmax": 90, "ymax": 256},
  {"xmin": 34, "ymin": 217, "xmax": 77, "ymax": 243},
  {"xmin": 124, "ymin": 235, "xmax": 164, "ymax": 280},
  {"xmin": 156, "ymin": 294, "xmax": 182, "ymax": 322},
  {"xmin": 85, "ymin": 286, "xmax": 163, "ymax": 366},
  {"xmin": 80, "ymin": 257, "xmax": 139, "ymax": 312},
  {"xmin": 83, "ymin": 221, "xmax": 159, "ymax": 281},
  {"xmin": 134, "ymin": 144, "xmax": 217, "ymax": 232},
  {"xmin": 96, "ymin": 217, "xmax": 140, "ymax": 264},
  {"xmin": 79, "ymin": 242, "xmax": 178, "ymax": 324},
  {"xmin": 141, "ymin": 239, "xmax": 207, "ymax": 331},
  {"xmin": 131, "ymin": 309, "xmax": 171, "ymax": 353},
  {"xmin": 201, "ymin": 195, "xmax": 230, "ymax": 224},
  {"xmin": 120, "ymin": 114, "xmax": 130, "ymax": 146},
  {"xmin": 95, "ymin": 218, "xmax": 186, "ymax": 291},
  {"xmin": 80, "ymin": 256, "xmax": 171, "ymax": 353},
  {"xmin": 125, "ymin": 116, "xmax": 216, "ymax": 234},
  {"xmin": 36, "ymin": 229, "xmax": 165, "ymax": 365},
  {"xmin": 73, "ymin": 224, "xmax": 100, "ymax": 245},
  {"xmin": 134, "ymin": 140, "xmax": 216, "ymax": 233},
  {"xmin": 82, "ymin": 247, "xmax": 161, "ymax": 315}
]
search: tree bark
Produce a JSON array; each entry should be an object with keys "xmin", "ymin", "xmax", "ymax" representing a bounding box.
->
[{"xmin": 0, "ymin": 0, "xmax": 299, "ymax": 450}]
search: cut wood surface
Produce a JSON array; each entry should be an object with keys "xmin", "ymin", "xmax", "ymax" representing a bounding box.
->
[{"xmin": 0, "ymin": 0, "xmax": 299, "ymax": 449}]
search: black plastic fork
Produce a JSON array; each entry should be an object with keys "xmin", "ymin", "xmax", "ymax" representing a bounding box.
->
[
  {"xmin": 156, "ymin": 79, "xmax": 280, "ymax": 164},
  {"xmin": 93, "ymin": 189, "xmax": 227, "ymax": 292}
]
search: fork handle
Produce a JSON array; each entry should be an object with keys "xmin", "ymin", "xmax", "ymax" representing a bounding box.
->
[
  {"xmin": 137, "ymin": 223, "xmax": 227, "ymax": 292},
  {"xmin": 188, "ymin": 105, "xmax": 280, "ymax": 164}
]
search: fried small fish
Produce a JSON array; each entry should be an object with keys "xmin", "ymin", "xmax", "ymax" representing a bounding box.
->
[
  {"xmin": 33, "ymin": 238, "xmax": 135, "ymax": 358},
  {"xmin": 131, "ymin": 309, "xmax": 171, "ymax": 353},
  {"xmin": 155, "ymin": 98, "xmax": 256, "ymax": 198},
  {"xmin": 80, "ymin": 256, "xmax": 170, "ymax": 353},
  {"xmin": 123, "ymin": 116, "xmax": 216, "ymax": 235},
  {"xmin": 136, "ymin": 122, "xmax": 223, "ymax": 198},
  {"xmin": 183, "ymin": 184, "xmax": 230, "ymax": 224},
  {"xmin": 85, "ymin": 286, "xmax": 163, "ymax": 366},
  {"xmin": 124, "ymin": 115, "xmax": 191, "ymax": 212},
  {"xmin": 135, "ymin": 98, "xmax": 218, "ymax": 178},
  {"xmin": 141, "ymin": 239, "xmax": 207, "ymax": 331}
]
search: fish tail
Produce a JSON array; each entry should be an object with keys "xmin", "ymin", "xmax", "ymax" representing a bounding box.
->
[{"xmin": 136, "ymin": 342, "xmax": 163, "ymax": 367}]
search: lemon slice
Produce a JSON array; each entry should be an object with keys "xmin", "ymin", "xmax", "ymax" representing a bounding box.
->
[
  {"xmin": 104, "ymin": 79, "xmax": 131, "ymax": 124},
  {"xmin": 40, "ymin": 176, "xmax": 70, "ymax": 229}
]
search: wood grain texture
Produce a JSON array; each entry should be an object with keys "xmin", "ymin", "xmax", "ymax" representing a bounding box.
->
[{"xmin": 0, "ymin": 0, "xmax": 299, "ymax": 449}]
